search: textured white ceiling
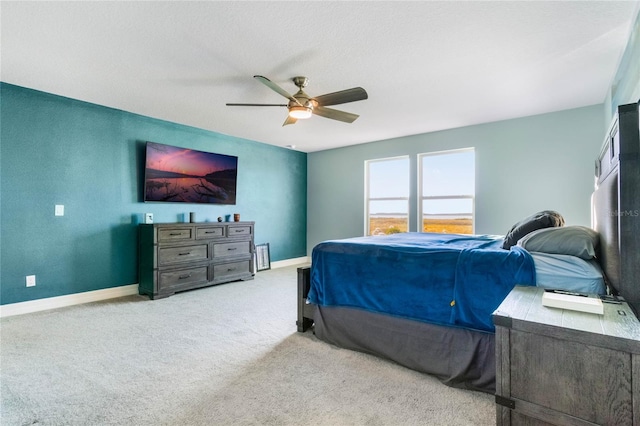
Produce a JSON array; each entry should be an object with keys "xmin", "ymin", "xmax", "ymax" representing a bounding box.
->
[{"xmin": 2, "ymin": 1, "xmax": 638, "ymax": 152}]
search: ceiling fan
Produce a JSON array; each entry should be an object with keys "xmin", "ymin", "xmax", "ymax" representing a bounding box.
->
[{"xmin": 226, "ymin": 75, "xmax": 368, "ymax": 126}]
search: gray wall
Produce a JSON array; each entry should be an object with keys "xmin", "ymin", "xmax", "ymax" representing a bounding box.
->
[
  {"xmin": 307, "ymin": 105, "xmax": 605, "ymax": 252},
  {"xmin": 606, "ymin": 7, "xmax": 640, "ymax": 124},
  {"xmin": 308, "ymin": 8, "xmax": 640, "ymax": 253}
]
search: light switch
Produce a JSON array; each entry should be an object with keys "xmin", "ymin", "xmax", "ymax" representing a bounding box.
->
[
  {"xmin": 26, "ymin": 275, "xmax": 36, "ymax": 287},
  {"xmin": 55, "ymin": 205, "xmax": 64, "ymax": 216}
]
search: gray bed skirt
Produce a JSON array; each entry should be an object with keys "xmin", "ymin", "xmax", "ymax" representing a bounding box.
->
[{"xmin": 313, "ymin": 305, "xmax": 496, "ymax": 393}]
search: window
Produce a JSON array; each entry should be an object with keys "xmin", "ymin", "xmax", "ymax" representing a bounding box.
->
[
  {"xmin": 419, "ymin": 148, "xmax": 475, "ymax": 234},
  {"xmin": 365, "ymin": 156, "xmax": 409, "ymax": 235}
]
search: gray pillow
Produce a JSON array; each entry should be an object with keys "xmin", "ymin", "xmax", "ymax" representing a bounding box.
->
[{"xmin": 517, "ymin": 226, "xmax": 599, "ymax": 259}]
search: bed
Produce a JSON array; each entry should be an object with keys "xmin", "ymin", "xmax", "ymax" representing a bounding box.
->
[{"xmin": 297, "ymin": 100, "xmax": 640, "ymax": 394}]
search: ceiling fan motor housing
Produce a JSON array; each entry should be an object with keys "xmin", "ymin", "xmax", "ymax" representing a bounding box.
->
[{"xmin": 293, "ymin": 76, "xmax": 309, "ymax": 88}]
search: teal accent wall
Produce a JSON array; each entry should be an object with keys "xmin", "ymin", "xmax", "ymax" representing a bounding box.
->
[
  {"xmin": 307, "ymin": 105, "xmax": 604, "ymax": 253},
  {"xmin": 0, "ymin": 83, "xmax": 307, "ymax": 305}
]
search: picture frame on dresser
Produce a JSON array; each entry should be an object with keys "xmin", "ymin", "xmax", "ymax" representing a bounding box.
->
[{"xmin": 255, "ymin": 243, "xmax": 271, "ymax": 271}]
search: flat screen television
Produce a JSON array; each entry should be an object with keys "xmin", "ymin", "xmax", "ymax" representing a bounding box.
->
[{"xmin": 144, "ymin": 141, "xmax": 238, "ymax": 204}]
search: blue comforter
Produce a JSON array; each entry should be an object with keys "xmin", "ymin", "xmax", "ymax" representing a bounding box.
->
[{"xmin": 308, "ymin": 233, "xmax": 536, "ymax": 332}]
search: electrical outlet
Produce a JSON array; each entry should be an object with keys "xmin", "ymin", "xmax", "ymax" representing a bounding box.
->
[
  {"xmin": 55, "ymin": 205, "xmax": 64, "ymax": 216},
  {"xmin": 26, "ymin": 275, "xmax": 36, "ymax": 287}
]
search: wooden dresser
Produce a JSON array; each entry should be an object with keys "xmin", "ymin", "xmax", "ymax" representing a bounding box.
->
[
  {"xmin": 138, "ymin": 222, "xmax": 254, "ymax": 299},
  {"xmin": 493, "ymin": 286, "xmax": 640, "ymax": 426}
]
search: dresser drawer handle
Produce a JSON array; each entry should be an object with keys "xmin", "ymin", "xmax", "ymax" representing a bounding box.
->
[
  {"xmin": 169, "ymin": 233, "xmax": 183, "ymax": 236},
  {"xmin": 204, "ymin": 231, "xmax": 217, "ymax": 234},
  {"xmin": 234, "ymin": 229, "xmax": 244, "ymax": 233},
  {"xmin": 227, "ymin": 267, "xmax": 237, "ymax": 272},
  {"xmin": 178, "ymin": 273, "xmax": 192, "ymax": 280},
  {"xmin": 178, "ymin": 252, "xmax": 191, "ymax": 256},
  {"xmin": 227, "ymin": 247, "xmax": 237, "ymax": 251}
]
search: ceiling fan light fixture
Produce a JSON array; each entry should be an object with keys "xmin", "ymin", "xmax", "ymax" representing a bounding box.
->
[{"xmin": 289, "ymin": 106, "xmax": 312, "ymax": 119}]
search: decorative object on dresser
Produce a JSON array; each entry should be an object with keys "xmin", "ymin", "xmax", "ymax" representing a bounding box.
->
[
  {"xmin": 255, "ymin": 243, "xmax": 271, "ymax": 271},
  {"xmin": 138, "ymin": 222, "xmax": 255, "ymax": 299},
  {"xmin": 493, "ymin": 286, "xmax": 640, "ymax": 426}
]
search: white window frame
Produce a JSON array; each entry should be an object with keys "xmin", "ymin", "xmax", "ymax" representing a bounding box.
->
[
  {"xmin": 417, "ymin": 148, "xmax": 475, "ymax": 234},
  {"xmin": 364, "ymin": 155, "xmax": 410, "ymax": 236}
]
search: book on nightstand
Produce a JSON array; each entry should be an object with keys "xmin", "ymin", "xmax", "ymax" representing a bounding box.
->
[{"xmin": 541, "ymin": 290, "xmax": 604, "ymax": 315}]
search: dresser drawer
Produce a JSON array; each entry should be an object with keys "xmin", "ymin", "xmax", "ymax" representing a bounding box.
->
[
  {"xmin": 159, "ymin": 244, "xmax": 208, "ymax": 265},
  {"xmin": 213, "ymin": 261, "xmax": 250, "ymax": 280},
  {"xmin": 196, "ymin": 226, "xmax": 225, "ymax": 239},
  {"xmin": 158, "ymin": 228, "xmax": 193, "ymax": 242},
  {"xmin": 213, "ymin": 241, "xmax": 250, "ymax": 258},
  {"xmin": 227, "ymin": 225, "xmax": 252, "ymax": 237},
  {"xmin": 159, "ymin": 266, "xmax": 208, "ymax": 291}
]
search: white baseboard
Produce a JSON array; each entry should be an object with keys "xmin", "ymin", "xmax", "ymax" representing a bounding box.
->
[
  {"xmin": 0, "ymin": 284, "xmax": 140, "ymax": 318},
  {"xmin": 270, "ymin": 256, "xmax": 310, "ymax": 268},
  {"xmin": 0, "ymin": 257, "xmax": 311, "ymax": 318}
]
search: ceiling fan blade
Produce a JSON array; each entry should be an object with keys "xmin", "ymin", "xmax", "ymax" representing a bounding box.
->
[
  {"xmin": 253, "ymin": 75, "xmax": 302, "ymax": 106},
  {"xmin": 226, "ymin": 103, "xmax": 287, "ymax": 107},
  {"xmin": 313, "ymin": 106, "xmax": 359, "ymax": 123},
  {"xmin": 282, "ymin": 115, "xmax": 297, "ymax": 126},
  {"xmin": 312, "ymin": 87, "xmax": 368, "ymax": 106}
]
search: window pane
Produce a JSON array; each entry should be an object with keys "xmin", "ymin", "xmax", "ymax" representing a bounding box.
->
[
  {"xmin": 422, "ymin": 199, "xmax": 473, "ymax": 234},
  {"xmin": 369, "ymin": 200, "xmax": 408, "ymax": 235},
  {"xmin": 422, "ymin": 150, "xmax": 474, "ymax": 197},
  {"xmin": 369, "ymin": 157, "xmax": 410, "ymax": 198}
]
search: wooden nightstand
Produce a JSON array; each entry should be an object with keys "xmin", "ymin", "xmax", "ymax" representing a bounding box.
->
[{"xmin": 493, "ymin": 286, "xmax": 640, "ymax": 426}]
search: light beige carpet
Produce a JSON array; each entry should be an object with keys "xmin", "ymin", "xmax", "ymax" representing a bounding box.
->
[{"xmin": 0, "ymin": 265, "xmax": 494, "ymax": 425}]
